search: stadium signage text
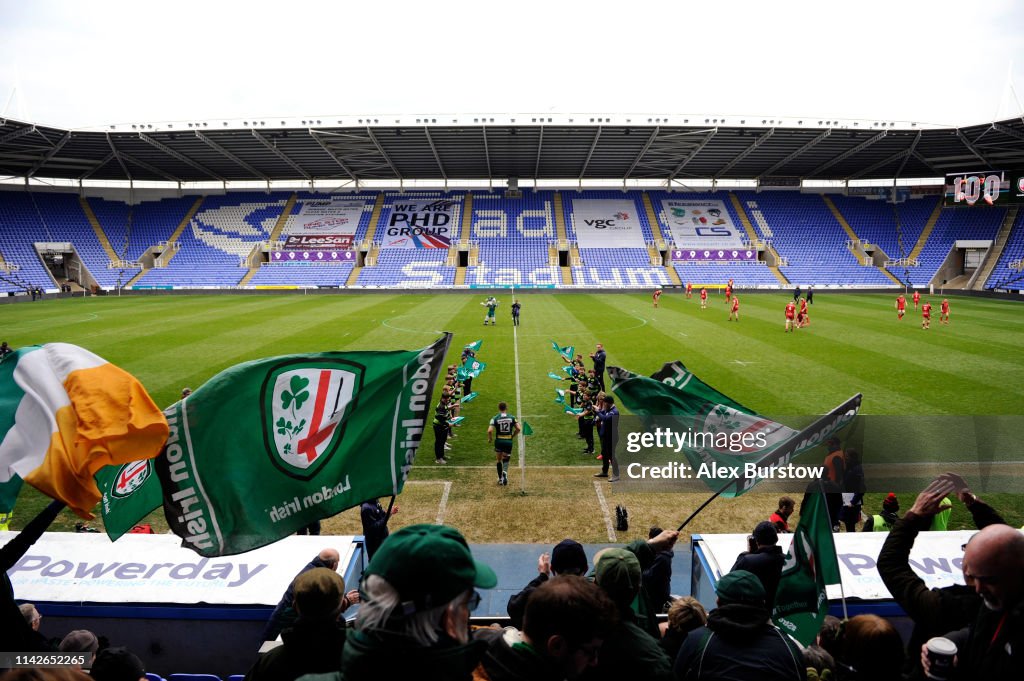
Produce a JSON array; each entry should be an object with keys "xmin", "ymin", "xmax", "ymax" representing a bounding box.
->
[{"xmin": 284, "ymin": 234, "xmax": 353, "ymax": 250}]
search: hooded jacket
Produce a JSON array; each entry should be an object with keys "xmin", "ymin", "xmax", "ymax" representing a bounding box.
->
[{"xmin": 674, "ymin": 603, "xmax": 804, "ymax": 681}]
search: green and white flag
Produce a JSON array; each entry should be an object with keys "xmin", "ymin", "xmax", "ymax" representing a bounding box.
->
[
  {"xmin": 450, "ymin": 416, "xmax": 466, "ymax": 426},
  {"xmin": 460, "ymin": 391, "xmax": 478, "ymax": 403},
  {"xmin": 95, "ymin": 459, "xmax": 162, "ymax": 541},
  {"xmin": 547, "ymin": 372, "xmax": 565, "ymax": 381},
  {"xmin": 464, "ymin": 340, "xmax": 483, "ymax": 353},
  {"xmin": 550, "ymin": 341, "xmax": 575, "ymax": 362},
  {"xmin": 609, "ymin": 361, "xmax": 860, "ymax": 497},
  {"xmin": 463, "ymin": 358, "xmax": 487, "ymax": 378},
  {"xmin": 156, "ymin": 334, "xmax": 451, "ymax": 557},
  {"xmin": 772, "ymin": 489, "xmax": 842, "ymax": 646},
  {"xmin": 554, "ymin": 389, "xmax": 566, "ymax": 404},
  {"xmin": 522, "ymin": 422, "xmax": 534, "ymax": 436}
]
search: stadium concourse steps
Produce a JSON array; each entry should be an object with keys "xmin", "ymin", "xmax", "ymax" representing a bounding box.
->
[
  {"xmin": 986, "ymin": 207, "xmax": 1024, "ymax": 290},
  {"xmin": 1, "ymin": 188, "xmax": 1022, "ymax": 292}
]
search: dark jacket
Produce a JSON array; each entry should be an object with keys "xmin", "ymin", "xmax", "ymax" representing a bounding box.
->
[
  {"xmin": 1, "ymin": 500, "xmax": 63, "ymax": 653},
  {"xmin": 587, "ymin": 610, "xmax": 672, "ymax": 681},
  {"xmin": 261, "ymin": 555, "xmax": 335, "ymax": 641},
  {"xmin": 505, "ymin": 573, "xmax": 548, "ymax": 630},
  {"xmin": 877, "ymin": 501, "xmax": 1004, "ymax": 679},
  {"xmin": 359, "ymin": 500, "xmax": 389, "ymax": 561},
  {"xmin": 946, "ymin": 599, "xmax": 1024, "ymax": 679},
  {"xmin": 337, "ymin": 629, "xmax": 487, "ymax": 681},
  {"xmin": 674, "ymin": 603, "xmax": 804, "ymax": 681},
  {"xmin": 591, "ymin": 349, "xmax": 606, "ymax": 373},
  {"xmin": 473, "ymin": 627, "xmax": 564, "ymax": 681},
  {"xmin": 731, "ymin": 545, "xmax": 785, "ymax": 610},
  {"xmin": 245, "ymin": 621, "xmax": 346, "ymax": 681}
]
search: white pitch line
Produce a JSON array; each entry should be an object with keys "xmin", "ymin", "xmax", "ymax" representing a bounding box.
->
[
  {"xmin": 436, "ymin": 481, "xmax": 452, "ymax": 525},
  {"xmin": 593, "ymin": 480, "xmax": 617, "ymax": 542},
  {"xmin": 513, "ymin": 302, "xmax": 527, "ymax": 492}
]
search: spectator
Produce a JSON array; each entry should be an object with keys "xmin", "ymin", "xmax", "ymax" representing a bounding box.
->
[
  {"xmin": 657, "ymin": 596, "xmax": 707, "ymax": 662},
  {"xmin": 802, "ymin": 477, "xmax": 843, "ymax": 532},
  {"xmin": 58, "ymin": 629, "xmax": 99, "ymax": 670},
  {"xmin": 590, "ymin": 548, "xmax": 672, "ymax": 681},
  {"xmin": 643, "ymin": 526, "xmax": 675, "ymax": 614},
  {"xmin": 506, "ymin": 538, "xmax": 588, "ymax": 629},
  {"xmin": 876, "ymin": 473, "xmax": 1003, "ymax": 678},
  {"xmin": 731, "ymin": 520, "xmax": 785, "ymax": 611},
  {"xmin": 19, "ymin": 603, "xmax": 41, "ymax": 631},
  {"xmin": 0, "ymin": 341, "xmax": 12, "ymax": 359},
  {"xmin": 245, "ymin": 568, "xmax": 348, "ymax": 681},
  {"xmin": 803, "ymin": 644, "xmax": 835, "ymax": 681},
  {"xmin": 180, "ymin": 387, "xmax": 191, "ymax": 399},
  {"xmin": 620, "ymin": 529, "xmax": 679, "ymax": 638},
  {"xmin": 823, "ymin": 437, "xmax": 846, "ymax": 487},
  {"xmin": 835, "ymin": 614, "xmax": 904, "ymax": 681},
  {"xmin": 816, "ymin": 614, "xmax": 844, "ymax": 662},
  {"xmin": 89, "ymin": 647, "xmax": 146, "ymax": 681},
  {"xmin": 923, "ymin": 523, "xmax": 1024, "ymax": 679},
  {"xmin": 360, "ymin": 498, "xmax": 397, "ymax": 562},
  {"xmin": 2, "ymin": 500, "xmax": 63, "ymax": 652},
  {"xmin": 839, "ymin": 448, "xmax": 866, "ymax": 532},
  {"xmin": 589, "ymin": 343, "xmax": 607, "ymax": 392},
  {"xmin": 475, "ymin": 575, "xmax": 617, "ymax": 681},
  {"xmin": 337, "ymin": 524, "xmax": 496, "ymax": 681},
  {"xmin": 593, "ymin": 395, "xmax": 620, "ymax": 481},
  {"xmin": 674, "ymin": 570, "xmax": 804, "ymax": 681},
  {"xmin": 769, "ymin": 496, "xmax": 796, "ymax": 533},
  {"xmin": 0, "ymin": 670, "xmax": 91, "ymax": 681},
  {"xmin": 261, "ymin": 548, "xmax": 343, "ymax": 641},
  {"xmin": 863, "ymin": 493, "xmax": 899, "ymax": 532}
]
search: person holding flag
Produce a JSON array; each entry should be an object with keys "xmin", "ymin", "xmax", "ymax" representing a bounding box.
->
[
  {"xmin": 481, "ymin": 296, "xmax": 498, "ymax": 325},
  {"xmin": 488, "ymin": 401, "xmax": 520, "ymax": 487}
]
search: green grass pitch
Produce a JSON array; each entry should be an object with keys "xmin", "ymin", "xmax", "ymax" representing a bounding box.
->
[{"xmin": 4, "ymin": 290, "xmax": 1024, "ymax": 535}]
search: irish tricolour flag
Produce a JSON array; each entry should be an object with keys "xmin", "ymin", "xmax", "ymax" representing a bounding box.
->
[{"xmin": 0, "ymin": 344, "xmax": 169, "ymax": 517}]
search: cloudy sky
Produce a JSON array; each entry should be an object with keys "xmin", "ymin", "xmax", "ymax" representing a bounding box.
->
[{"xmin": 1, "ymin": 0, "xmax": 1022, "ymax": 129}]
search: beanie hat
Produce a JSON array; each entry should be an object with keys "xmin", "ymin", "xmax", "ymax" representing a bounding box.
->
[
  {"xmin": 716, "ymin": 569, "xmax": 767, "ymax": 606},
  {"xmin": 293, "ymin": 567, "xmax": 346, "ymax": 621},
  {"xmin": 365, "ymin": 523, "xmax": 497, "ymax": 612},
  {"xmin": 753, "ymin": 520, "xmax": 778, "ymax": 546},
  {"xmin": 59, "ymin": 629, "xmax": 99, "ymax": 655},
  {"xmin": 551, "ymin": 539, "xmax": 588, "ymax": 576},
  {"xmin": 882, "ymin": 493, "xmax": 899, "ymax": 513}
]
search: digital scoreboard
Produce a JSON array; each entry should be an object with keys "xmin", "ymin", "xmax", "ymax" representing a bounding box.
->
[{"xmin": 944, "ymin": 170, "xmax": 1024, "ymax": 206}]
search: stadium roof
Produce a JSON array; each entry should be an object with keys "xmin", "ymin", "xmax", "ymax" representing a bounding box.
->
[{"xmin": 1, "ymin": 114, "xmax": 1023, "ymax": 185}]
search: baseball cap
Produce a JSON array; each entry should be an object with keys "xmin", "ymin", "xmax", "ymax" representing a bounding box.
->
[
  {"xmin": 752, "ymin": 520, "xmax": 778, "ymax": 546},
  {"xmin": 716, "ymin": 570, "xmax": 766, "ymax": 606},
  {"xmin": 90, "ymin": 647, "xmax": 144, "ymax": 681},
  {"xmin": 551, "ymin": 539, "xmax": 588, "ymax": 576},
  {"xmin": 365, "ymin": 523, "xmax": 497, "ymax": 611},
  {"xmin": 594, "ymin": 548, "xmax": 641, "ymax": 606},
  {"xmin": 293, "ymin": 567, "xmax": 346, "ymax": 621}
]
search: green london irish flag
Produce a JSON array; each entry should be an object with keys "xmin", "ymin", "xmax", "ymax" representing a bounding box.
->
[
  {"xmin": 608, "ymin": 361, "xmax": 860, "ymax": 497},
  {"xmin": 95, "ymin": 458, "xmax": 162, "ymax": 541},
  {"xmin": 157, "ymin": 334, "xmax": 451, "ymax": 557},
  {"xmin": 772, "ymin": 489, "xmax": 842, "ymax": 646}
]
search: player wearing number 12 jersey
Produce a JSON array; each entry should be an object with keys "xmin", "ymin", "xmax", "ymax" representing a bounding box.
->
[{"xmin": 488, "ymin": 402, "xmax": 520, "ymax": 486}]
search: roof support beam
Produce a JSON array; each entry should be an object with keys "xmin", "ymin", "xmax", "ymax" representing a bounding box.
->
[
  {"xmin": 579, "ymin": 127, "xmax": 602, "ymax": 180},
  {"xmin": 806, "ymin": 130, "xmax": 887, "ymax": 177},
  {"xmin": 119, "ymin": 152, "xmax": 181, "ymax": 182},
  {"xmin": 25, "ymin": 131, "xmax": 71, "ymax": 178},
  {"xmin": 910, "ymin": 150, "xmax": 943, "ymax": 176},
  {"xmin": 252, "ymin": 130, "xmax": 311, "ymax": 181},
  {"xmin": 669, "ymin": 127, "xmax": 717, "ymax": 180},
  {"xmin": 79, "ymin": 152, "xmax": 117, "ymax": 180},
  {"xmin": 956, "ymin": 129, "xmax": 994, "ymax": 167},
  {"xmin": 139, "ymin": 132, "xmax": 225, "ymax": 181},
  {"xmin": 533, "ymin": 126, "xmax": 545, "ymax": 180},
  {"xmin": 759, "ymin": 129, "xmax": 831, "ymax": 179},
  {"xmin": 990, "ymin": 122, "xmax": 1024, "ymax": 141},
  {"xmin": 892, "ymin": 130, "xmax": 922, "ymax": 179},
  {"xmin": 716, "ymin": 128, "xmax": 774, "ymax": 177},
  {"xmin": 308, "ymin": 131, "xmax": 359, "ymax": 182},
  {"xmin": 196, "ymin": 131, "xmax": 269, "ymax": 181},
  {"xmin": 364, "ymin": 128, "xmax": 402, "ymax": 179},
  {"xmin": 0, "ymin": 125, "xmax": 36, "ymax": 145},
  {"xmin": 107, "ymin": 133, "xmax": 132, "ymax": 180},
  {"xmin": 623, "ymin": 128, "xmax": 661, "ymax": 179},
  {"xmin": 423, "ymin": 128, "xmax": 447, "ymax": 180},
  {"xmin": 481, "ymin": 127, "xmax": 492, "ymax": 181}
]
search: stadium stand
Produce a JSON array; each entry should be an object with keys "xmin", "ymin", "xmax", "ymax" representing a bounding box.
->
[
  {"xmin": 984, "ymin": 207, "xmax": 1024, "ymax": 290},
  {"xmin": 909, "ymin": 204, "xmax": 1007, "ymax": 287},
  {"xmin": 0, "ymin": 191, "xmax": 65, "ymax": 293},
  {"xmin": 828, "ymin": 194, "xmax": 934, "ymax": 268},
  {"xmin": 466, "ymin": 190, "xmax": 559, "ymax": 287}
]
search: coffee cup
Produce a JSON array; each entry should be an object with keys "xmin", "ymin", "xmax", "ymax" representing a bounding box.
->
[{"xmin": 925, "ymin": 636, "xmax": 957, "ymax": 680}]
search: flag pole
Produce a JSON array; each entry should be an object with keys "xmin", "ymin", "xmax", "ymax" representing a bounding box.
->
[
  {"xmin": 676, "ymin": 477, "xmax": 737, "ymax": 532},
  {"xmin": 815, "ymin": 477, "xmax": 848, "ymax": 621},
  {"xmin": 383, "ymin": 495, "xmax": 397, "ymax": 527}
]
